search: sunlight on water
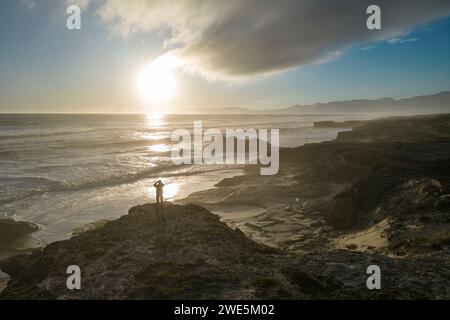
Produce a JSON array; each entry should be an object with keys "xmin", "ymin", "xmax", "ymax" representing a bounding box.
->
[
  {"xmin": 164, "ymin": 183, "xmax": 180, "ymax": 199},
  {"xmin": 147, "ymin": 143, "xmax": 170, "ymax": 153},
  {"xmin": 147, "ymin": 182, "xmax": 179, "ymax": 200},
  {"xmin": 145, "ymin": 113, "xmax": 166, "ymax": 129},
  {"xmin": 137, "ymin": 132, "xmax": 169, "ymax": 140}
]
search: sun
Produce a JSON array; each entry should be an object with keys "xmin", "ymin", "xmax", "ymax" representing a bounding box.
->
[{"xmin": 136, "ymin": 55, "xmax": 177, "ymax": 105}]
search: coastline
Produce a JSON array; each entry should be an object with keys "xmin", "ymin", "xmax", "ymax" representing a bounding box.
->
[
  {"xmin": 0, "ymin": 167, "xmax": 245, "ymax": 258},
  {"xmin": 1, "ymin": 114, "xmax": 450, "ymax": 299},
  {"xmin": 0, "ymin": 114, "xmax": 360, "ymax": 256}
]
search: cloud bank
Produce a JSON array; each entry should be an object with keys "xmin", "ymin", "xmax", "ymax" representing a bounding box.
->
[
  {"xmin": 97, "ymin": 0, "xmax": 450, "ymax": 80},
  {"xmin": 66, "ymin": 0, "xmax": 91, "ymax": 10}
]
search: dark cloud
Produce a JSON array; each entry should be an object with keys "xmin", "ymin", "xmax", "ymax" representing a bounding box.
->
[{"xmin": 99, "ymin": 0, "xmax": 450, "ymax": 79}]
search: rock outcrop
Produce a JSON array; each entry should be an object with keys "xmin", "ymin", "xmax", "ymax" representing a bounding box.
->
[
  {"xmin": 1, "ymin": 202, "xmax": 449, "ymax": 300},
  {"xmin": 0, "ymin": 203, "xmax": 334, "ymax": 299},
  {"xmin": 185, "ymin": 114, "xmax": 450, "ymax": 256}
]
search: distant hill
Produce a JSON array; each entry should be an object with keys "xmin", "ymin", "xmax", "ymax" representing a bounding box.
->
[
  {"xmin": 199, "ymin": 91, "xmax": 450, "ymax": 114},
  {"xmin": 281, "ymin": 91, "xmax": 450, "ymax": 114}
]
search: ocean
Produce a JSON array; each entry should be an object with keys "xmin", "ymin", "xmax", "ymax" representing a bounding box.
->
[{"xmin": 0, "ymin": 113, "xmax": 374, "ymax": 249}]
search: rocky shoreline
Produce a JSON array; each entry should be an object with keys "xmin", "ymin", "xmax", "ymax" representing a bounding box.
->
[
  {"xmin": 184, "ymin": 115, "xmax": 450, "ymax": 255},
  {"xmin": 1, "ymin": 114, "xmax": 449, "ymax": 299},
  {"xmin": 2, "ymin": 202, "xmax": 449, "ymax": 299}
]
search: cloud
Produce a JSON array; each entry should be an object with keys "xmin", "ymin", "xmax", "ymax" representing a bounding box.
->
[
  {"xmin": 20, "ymin": 0, "xmax": 37, "ymax": 10},
  {"xmin": 96, "ymin": 0, "xmax": 450, "ymax": 80},
  {"xmin": 387, "ymin": 37, "xmax": 419, "ymax": 44},
  {"xmin": 361, "ymin": 45, "xmax": 377, "ymax": 51},
  {"xmin": 20, "ymin": 0, "xmax": 91, "ymax": 11},
  {"xmin": 66, "ymin": 0, "xmax": 91, "ymax": 10}
]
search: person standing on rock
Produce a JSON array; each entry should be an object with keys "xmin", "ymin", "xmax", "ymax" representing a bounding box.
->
[{"xmin": 153, "ymin": 180, "xmax": 165, "ymax": 215}]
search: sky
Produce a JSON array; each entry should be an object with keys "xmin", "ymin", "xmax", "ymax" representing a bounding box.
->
[{"xmin": 0, "ymin": 0, "xmax": 449, "ymax": 114}]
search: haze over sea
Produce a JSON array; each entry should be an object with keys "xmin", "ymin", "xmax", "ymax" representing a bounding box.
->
[{"xmin": 0, "ymin": 113, "xmax": 374, "ymax": 250}]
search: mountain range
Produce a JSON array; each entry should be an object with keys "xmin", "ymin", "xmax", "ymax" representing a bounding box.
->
[{"xmin": 200, "ymin": 91, "xmax": 450, "ymax": 114}]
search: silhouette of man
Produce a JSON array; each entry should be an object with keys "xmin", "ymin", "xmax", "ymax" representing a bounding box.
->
[{"xmin": 153, "ymin": 180, "xmax": 165, "ymax": 214}]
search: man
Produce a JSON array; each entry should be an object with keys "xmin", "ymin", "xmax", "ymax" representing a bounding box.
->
[{"xmin": 153, "ymin": 180, "xmax": 165, "ymax": 214}]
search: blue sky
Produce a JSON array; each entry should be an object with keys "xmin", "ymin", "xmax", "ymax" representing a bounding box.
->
[{"xmin": 0, "ymin": 0, "xmax": 449, "ymax": 113}]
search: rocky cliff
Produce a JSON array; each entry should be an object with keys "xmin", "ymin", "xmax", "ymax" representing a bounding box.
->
[{"xmin": 1, "ymin": 202, "xmax": 449, "ymax": 299}]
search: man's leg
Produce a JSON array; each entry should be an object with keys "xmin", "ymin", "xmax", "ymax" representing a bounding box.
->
[{"xmin": 156, "ymin": 196, "xmax": 161, "ymax": 215}]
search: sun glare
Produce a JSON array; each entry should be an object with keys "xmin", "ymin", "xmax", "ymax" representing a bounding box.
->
[
  {"xmin": 136, "ymin": 55, "xmax": 177, "ymax": 105},
  {"xmin": 147, "ymin": 182, "xmax": 179, "ymax": 200}
]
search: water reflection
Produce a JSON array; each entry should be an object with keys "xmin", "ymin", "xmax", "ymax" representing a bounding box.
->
[
  {"xmin": 138, "ymin": 132, "xmax": 169, "ymax": 140},
  {"xmin": 147, "ymin": 143, "xmax": 170, "ymax": 153},
  {"xmin": 145, "ymin": 113, "xmax": 166, "ymax": 129},
  {"xmin": 147, "ymin": 182, "xmax": 179, "ymax": 200},
  {"xmin": 144, "ymin": 114, "xmax": 170, "ymax": 153},
  {"xmin": 144, "ymin": 114, "xmax": 178, "ymax": 200},
  {"xmin": 164, "ymin": 183, "xmax": 179, "ymax": 199}
]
